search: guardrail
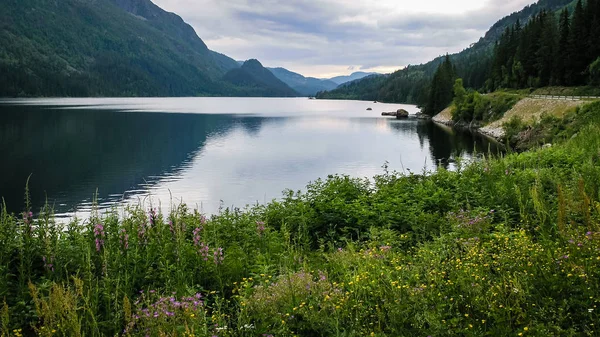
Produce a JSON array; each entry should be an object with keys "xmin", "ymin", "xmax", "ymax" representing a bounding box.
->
[{"xmin": 529, "ymin": 94, "xmax": 600, "ymax": 101}]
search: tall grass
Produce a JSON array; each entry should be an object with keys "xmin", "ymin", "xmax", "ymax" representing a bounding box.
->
[{"xmin": 2, "ymin": 102, "xmax": 600, "ymax": 336}]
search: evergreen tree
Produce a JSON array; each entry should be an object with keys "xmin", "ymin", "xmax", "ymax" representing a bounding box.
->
[
  {"xmin": 587, "ymin": 0, "xmax": 600, "ymax": 70},
  {"xmin": 536, "ymin": 10, "xmax": 558, "ymax": 86},
  {"xmin": 566, "ymin": 0, "xmax": 588, "ymax": 85},
  {"xmin": 556, "ymin": 8, "xmax": 570, "ymax": 85},
  {"xmin": 424, "ymin": 55, "xmax": 457, "ymax": 116}
]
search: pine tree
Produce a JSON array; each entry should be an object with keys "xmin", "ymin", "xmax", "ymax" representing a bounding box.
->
[
  {"xmin": 587, "ymin": 0, "xmax": 600, "ymax": 71},
  {"xmin": 556, "ymin": 8, "xmax": 570, "ymax": 85},
  {"xmin": 567, "ymin": 0, "xmax": 588, "ymax": 85},
  {"xmin": 425, "ymin": 55, "xmax": 457, "ymax": 116},
  {"xmin": 536, "ymin": 10, "xmax": 558, "ymax": 86}
]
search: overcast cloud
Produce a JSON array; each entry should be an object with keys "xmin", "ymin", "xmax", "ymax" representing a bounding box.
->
[{"xmin": 152, "ymin": 0, "xmax": 534, "ymax": 78}]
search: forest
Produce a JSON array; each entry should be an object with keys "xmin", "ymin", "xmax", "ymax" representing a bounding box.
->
[{"xmin": 317, "ymin": 0, "xmax": 600, "ymax": 116}]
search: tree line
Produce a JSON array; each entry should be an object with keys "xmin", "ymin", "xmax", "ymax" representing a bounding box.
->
[
  {"xmin": 423, "ymin": 0, "xmax": 600, "ymax": 116},
  {"xmin": 488, "ymin": 0, "xmax": 600, "ymax": 89}
]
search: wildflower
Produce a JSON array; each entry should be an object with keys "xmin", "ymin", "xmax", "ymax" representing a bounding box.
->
[
  {"xmin": 93, "ymin": 223, "xmax": 105, "ymax": 252},
  {"xmin": 256, "ymin": 221, "xmax": 266, "ymax": 236},
  {"xmin": 149, "ymin": 208, "xmax": 158, "ymax": 226},
  {"xmin": 119, "ymin": 229, "xmax": 129, "ymax": 250},
  {"xmin": 193, "ymin": 227, "xmax": 202, "ymax": 246},
  {"xmin": 198, "ymin": 243, "xmax": 210, "ymax": 261},
  {"xmin": 42, "ymin": 256, "xmax": 55, "ymax": 272},
  {"xmin": 214, "ymin": 247, "xmax": 224, "ymax": 265}
]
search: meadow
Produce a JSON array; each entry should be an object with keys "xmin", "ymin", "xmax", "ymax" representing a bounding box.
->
[{"xmin": 2, "ymin": 102, "xmax": 600, "ymax": 336}]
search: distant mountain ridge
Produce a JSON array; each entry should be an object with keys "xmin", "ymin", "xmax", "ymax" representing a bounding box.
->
[
  {"xmin": 327, "ymin": 72, "xmax": 379, "ymax": 85},
  {"xmin": 267, "ymin": 67, "xmax": 338, "ymax": 96},
  {"xmin": 225, "ymin": 60, "xmax": 298, "ymax": 97}
]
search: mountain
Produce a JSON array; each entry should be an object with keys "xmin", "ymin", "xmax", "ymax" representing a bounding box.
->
[
  {"xmin": 0, "ymin": 0, "xmax": 284, "ymax": 97},
  {"xmin": 224, "ymin": 60, "xmax": 298, "ymax": 97},
  {"xmin": 328, "ymin": 72, "xmax": 380, "ymax": 85},
  {"xmin": 317, "ymin": 0, "xmax": 576, "ymax": 104},
  {"xmin": 267, "ymin": 67, "xmax": 339, "ymax": 96}
]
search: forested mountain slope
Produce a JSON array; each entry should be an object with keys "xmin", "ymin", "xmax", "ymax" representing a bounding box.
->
[
  {"xmin": 224, "ymin": 60, "xmax": 299, "ymax": 97},
  {"xmin": 316, "ymin": 0, "xmax": 577, "ymax": 105},
  {"xmin": 0, "ymin": 0, "xmax": 293, "ymax": 97}
]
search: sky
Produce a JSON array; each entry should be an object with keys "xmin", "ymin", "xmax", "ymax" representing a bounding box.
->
[{"xmin": 152, "ymin": 0, "xmax": 536, "ymax": 78}]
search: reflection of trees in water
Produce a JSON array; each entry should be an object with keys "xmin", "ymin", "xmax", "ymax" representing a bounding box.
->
[
  {"xmin": 387, "ymin": 119, "xmax": 503, "ymax": 169},
  {"xmin": 0, "ymin": 105, "xmax": 265, "ymax": 213},
  {"xmin": 417, "ymin": 121, "xmax": 503, "ymax": 168}
]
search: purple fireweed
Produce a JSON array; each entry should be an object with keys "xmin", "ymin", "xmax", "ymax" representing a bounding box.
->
[
  {"xmin": 199, "ymin": 243, "xmax": 210, "ymax": 261},
  {"xmin": 125, "ymin": 292, "xmax": 205, "ymax": 334},
  {"xmin": 119, "ymin": 229, "xmax": 129, "ymax": 251},
  {"xmin": 93, "ymin": 223, "xmax": 105, "ymax": 252},
  {"xmin": 213, "ymin": 247, "xmax": 224, "ymax": 265},
  {"xmin": 193, "ymin": 227, "xmax": 203, "ymax": 246},
  {"xmin": 256, "ymin": 221, "xmax": 266, "ymax": 236},
  {"xmin": 42, "ymin": 256, "xmax": 55, "ymax": 272},
  {"xmin": 149, "ymin": 208, "xmax": 158, "ymax": 226}
]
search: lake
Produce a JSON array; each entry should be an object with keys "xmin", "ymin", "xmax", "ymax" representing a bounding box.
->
[{"xmin": 0, "ymin": 98, "xmax": 501, "ymax": 219}]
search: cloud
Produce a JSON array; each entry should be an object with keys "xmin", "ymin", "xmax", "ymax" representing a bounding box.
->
[{"xmin": 152, "ymin": 0, "xmax": 534, "ymax": 77}]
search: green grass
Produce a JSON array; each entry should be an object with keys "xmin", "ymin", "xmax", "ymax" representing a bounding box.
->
[
  {"xmin": 2, "ymin": 102, "xmax": 600, "ymax": 336},
  {"xmin": 451, "ymin": 91, "xmax": 523, "ymax": 125}
]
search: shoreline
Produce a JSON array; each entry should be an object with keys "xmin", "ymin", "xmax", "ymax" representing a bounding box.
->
[{"xmin": 432, "ymin": 107, "xmax": 506, "ymax": 144}]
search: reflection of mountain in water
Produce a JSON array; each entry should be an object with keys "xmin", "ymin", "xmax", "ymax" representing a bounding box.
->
[
  {"xmin": 388, "ymin": 119, "xmax": 503, "ymax": 169},
  {"xmin": 0, "ymin": 105, "xmax": 256, "ymax": 214}
]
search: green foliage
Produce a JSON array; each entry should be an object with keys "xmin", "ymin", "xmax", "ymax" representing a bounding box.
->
[
  {"xmin": 502, "ymin": 115, "xmax": 526, "ymax": 144},
  {"xmin": 423, "ymin": 56, "xmax": 457, "ymax": 116},
  {"xmin": 589, "ymin": 57, "xmax": 600, "ymax": 85},
  {"xmin": 452, "ymin": 80, "xmax": 522, "ymax": 124}
]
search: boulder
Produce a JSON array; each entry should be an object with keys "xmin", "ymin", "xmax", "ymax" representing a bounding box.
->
[{"xmin": 396, "ymin": 109, "xmax": 409, "ymax": 118}]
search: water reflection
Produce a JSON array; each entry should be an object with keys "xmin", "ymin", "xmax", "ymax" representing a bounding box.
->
[{"xmin": 0, "ymin": 99, "xmax": 501, "ymax": 218}]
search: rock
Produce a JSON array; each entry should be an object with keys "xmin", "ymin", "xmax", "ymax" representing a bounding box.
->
[
  {"xmin": 367, "ymin": 108, "xmax": 373, "ymax": 111},
  {"xmin": 395, "ymin": 109, "xmax": 409, "ymax": 118},
  {"xmin": 382, "ymin": 109, "xmax": 409, "ymax": 118},
  {"xmin": 415, "ymin": 112, "xmax": 431, "ymax": 120},
  {"xmin": 543, "ymin": 143, "xmax": 552, "ymax": 148}
]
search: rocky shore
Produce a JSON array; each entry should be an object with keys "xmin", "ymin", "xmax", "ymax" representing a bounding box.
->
[{"xmin": 432, "ymin": 107, "xmax": 505, "ymax": 142}]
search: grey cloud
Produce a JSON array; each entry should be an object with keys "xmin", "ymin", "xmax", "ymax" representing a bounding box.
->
[{"xmin": 152, "ymin": 0, "xmax": 534, "ymax": 77}]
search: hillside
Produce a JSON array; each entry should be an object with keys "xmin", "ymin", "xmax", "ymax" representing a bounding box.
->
[
  {"xmin": 316, "ymin": 0, "xmax": 576, "ymax": 104},
  {"xmin": 0, "ymin": 0, "xmax": 298, "ymax": 97},
  {"xmin": 268, "ymin": 67, "xmax": 338, "ymax": 96},
  {"xmin": 224, "ymin": 60, "xmax": 299, "ymax": 97}
]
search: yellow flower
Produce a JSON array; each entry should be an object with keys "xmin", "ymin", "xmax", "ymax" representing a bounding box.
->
[{"xmin": 524, "ymin": 327, "xmax": 529, "ymax": 331}]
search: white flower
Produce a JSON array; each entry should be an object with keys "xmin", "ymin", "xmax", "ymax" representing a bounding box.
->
[{"xmin": 589, "ymin": 309, "xmax": 594, "ymax": 313}]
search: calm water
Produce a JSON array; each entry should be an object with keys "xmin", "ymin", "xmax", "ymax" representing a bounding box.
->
[{"xmin": 0, "ymin": 98, "xmax": 500, "ymax": 219}]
